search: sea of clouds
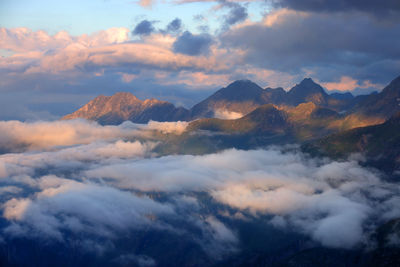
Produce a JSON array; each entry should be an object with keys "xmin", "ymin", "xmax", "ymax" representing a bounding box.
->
[{"xmin": 0, "ymin": 119, "xmax": 399, "ymax": 264}]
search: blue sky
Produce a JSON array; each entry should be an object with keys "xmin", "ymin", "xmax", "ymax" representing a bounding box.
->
[{"xmin": 0, "ymin": 0, "xmax": 265, "ymax": 35}]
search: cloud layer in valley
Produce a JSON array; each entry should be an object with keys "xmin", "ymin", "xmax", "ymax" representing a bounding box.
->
[{"xmin": 0, "ymin": 119, "xmax": 399, "ymax": 261}]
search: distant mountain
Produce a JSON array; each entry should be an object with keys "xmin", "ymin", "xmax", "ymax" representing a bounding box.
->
[
  {"xmin": 62, "ymin": 75, "xmax": 399, "ymax": 126},
  {"xmin": 287, "ymin": 78, "xmax": 329, "ymax": 106},
  {"xmin": 190, "ymin": 80, "xmax": 269, "ymax": 119},
  {"xmin": 190, "ymin": 78, "xmax": 357, "ymax": 120},
  {"xmin": 188, "ymin": 104, "xmax": 290, "ymax": 135},
  {"xmin": 263, "ymin": 87, "xmax": 287, "ymax": 104},
  {"xmin": 330, "ymin": 92, "xmax": 354, "ymax": 101},
  {"xmin": 157, "ymin": 104, "xmax": 296, "ymax": 155},
  {"xmin": 156, "ymin": 101, "xmax": 383, "ymax": 155},
  {"xmin": 62, "ymin": 92, "xmax": 190, "ymax": 125},
  {"xmin": 353, "ymin": 75, "xmax": 400, "ymax": 119}
]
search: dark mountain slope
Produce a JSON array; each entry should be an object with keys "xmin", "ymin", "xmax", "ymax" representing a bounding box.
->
[
  {"xmin": 188, "ymin": 104, "xmax": 289, "ymax": 134},
  {"xmin": 353, "ymin": 75, "xmax": 400, "ymax": 119},
  {"xmin": 157, "ymin": 102, "xmax": 380, "ymax": 155},
  {"xmin": 62, "ymin": 92, "xmax": 190, "ymax": 124},
  {"xmin": 287, "ymin": 78, "xmax": 329, "ymax": 106},
  {"xmin": 303, "ymin": 112, "xmax": 400, "ymax": 179},
  {"xmin": 190, "ymin": 78, "xmax": 355, "ymax": 120},
  {"xmin": 190, "ymin": 80, "xmax": 269, "ymax": 119},
  {"xmin": 330, "ymin": 92, "xmax": 354, "ymax": 101}
]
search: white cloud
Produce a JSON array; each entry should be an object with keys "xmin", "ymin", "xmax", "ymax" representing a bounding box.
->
[
  {"xmin": 214, "ymin": 109, "xmax": 243, "ymax": 119},
  {"xmin": 0, "ymin": 121, "xmax": 398, "ymax": 254},
  {"xmin": 0, "ymin": 119, "xmax": 187, "ymax": 152}
]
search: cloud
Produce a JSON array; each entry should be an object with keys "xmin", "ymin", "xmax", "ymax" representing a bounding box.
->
[
  {"xmin": 165, "ymin": 18, "xmax": 183, "ymax": 33},
  {"xmin": 220, "ymin": 0, "xmax": 248, "ymax": 27},
  {"xmin": 221, "ymin": 9, "xmax": 400, "ymax": 75},
  {"xmin": 145, "ymin": 120, "xmax": 188, "ymax": 134},
  {"xmin": 132, "ymin": 20, "xmax": 156, "ymax": 36},
  {"xmin": 173, "ymin": 31, "xmax": 213, "ymax": 56},
  {"xmin": 1, "ymin": 0, "xmax": 400, "ymax": 123},
  {"xmin": 0, "ymin": 119, "xmax": 399, "ymax": 263},
  {"xmin": 0, "ymin": 28, "xmax": 226, "ymax": 77},
  {"xmin": 213, "ymin": 109, "xmax": 243, "ymax": 119},
  {"xmin": 138, "ymin": 0, "xmax": 155, "ymax": 8},
  {"xmin": 113, "ymin": 253, "xmax": 156, "ymax": 267},
  {"xmin": 0, "ymin": 27, "xmax": 130, "ymax": 53},
  {"xmin": 269, "ymin": 0, "xmax": 400, "ymax": 17},
  {"xmin": 0, "ymin": 119, "xmax": 187, "ymax": 152},
  {"xmin": 83, "ymin": 148, "xmax": 399, "ymax": 249},
  {"xmin": 1, "ymin": 18, "xmax": 396, "ymax": 122},
  {"xmin": 321, "ymin": 76, "xmax": 383, "ymax": 92},
  {"xmin": 174, "ymin": 0, "xmax": 253, "ymax": 4},
  {"xmin": 3, "ymin": 176, "xmax": 174, "ymax": 240}
]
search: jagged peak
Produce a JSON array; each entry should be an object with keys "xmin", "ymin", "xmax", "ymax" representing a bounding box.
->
[
  {"xmin": 289, "ymin": 78, "xmax": 327, "ymax": 95},
  {"xmin": 297, "ymin": 78, "xmax": 324, "ymax": 89},
  {"xmin": 382, "ymin": 74, "xmax": 400, "ymax": 93},
  {"xmin": 300, "ymin": 77, "xmax": 316, "ymax": 84}
]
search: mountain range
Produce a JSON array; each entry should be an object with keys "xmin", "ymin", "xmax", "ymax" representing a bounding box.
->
[
  {"xmin": 7, "ymin": 75, "xmax": 400, "ymax": 267},
  {"xmin": 62, "ymin": 92, "xmax": 191, "ymax": 125},
  {"xmin": 63, "ymin": 77, "xmax": 383, "ymax": 124},
  {"xmin": 63, "ymin": 75, "xmax": 400, "ymax": 177}
]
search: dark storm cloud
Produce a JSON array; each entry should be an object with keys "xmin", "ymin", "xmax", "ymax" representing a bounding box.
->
[
  {"xmin": 270, "ymin": 0, "xmax": 400, "ymax": 16},
  {"xmin": 166, "ymin": 18, "xmax": 183, "ymax": 33},
  {"xmin": 132, "ymin": 20, "xmax": 156, "ymax": 35},
  {"xmin": 220, "ymin": 0, "xmax": 248, "ymax": 27},
  {"xmin": 172, "ymin": 31, "xmax": 213, "ymax": 55},
  {"xmin": 221, "ymin": 10, "xmax": 400, "ymax": 79}
]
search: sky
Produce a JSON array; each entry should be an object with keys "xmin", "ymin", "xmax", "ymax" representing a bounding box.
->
[{"xmin": 1, "ymin": 0, "xmax": 400, "ymax": 120}]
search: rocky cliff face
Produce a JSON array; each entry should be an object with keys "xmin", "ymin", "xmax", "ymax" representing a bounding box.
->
[{"xmin": 62, "ymin": 92, "xmax": 190, "ymax": 124}]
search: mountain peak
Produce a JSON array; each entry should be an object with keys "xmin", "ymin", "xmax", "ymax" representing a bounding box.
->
[
  {"xmin": 231, "ymin": 79, "xmax": 253, "ymax": 84},
  {"xmin": 297, "ymin": 78, "xmax": 324, "ymax": 89},
  {"xmin": 62, "ymin": 91, "xmax": 190, "ymax": 124},
  {"xmin": 383, "ymin": 74, "xmax": 400, "ymax": 92},
  {"xmin": 190, "ymin": 79, "xmax": 265, "ymax": 119},
  {"xmin": 287, "ymin": 78, "xmax": 328, "ymax": 106},
  {"xmin": 110, "ymin": 92, "xmax": 140, "ymax": 101},
  {"xmin": 226, "ymin": 79, "xmax": 260, "ymax": 90},
  {"xmin": 212, "ymin": 79, "xmax": 264, "ymax": 100},
  {"xmin": 300, "ymin": 77, "xmax": 315, "ymax": 84}
]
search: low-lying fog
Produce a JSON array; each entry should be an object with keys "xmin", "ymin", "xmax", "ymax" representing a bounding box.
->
[{"xmin": 0, "ymin": 119, "xmax": 399, "ymax": 265}]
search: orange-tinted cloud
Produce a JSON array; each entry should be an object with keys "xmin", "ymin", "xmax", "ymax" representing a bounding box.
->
[{"xmin": 322, "ymin": 76, "xmax": 382, "ymax": 92}]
